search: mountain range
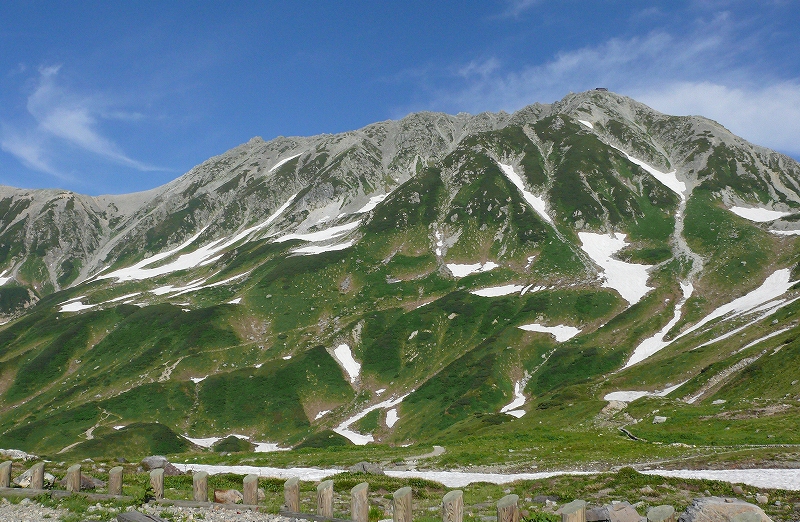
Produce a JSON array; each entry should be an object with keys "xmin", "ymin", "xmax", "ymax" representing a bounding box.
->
[{"xmin": 1, "ymin": 90, "xmax": 799, "ymax": 463}]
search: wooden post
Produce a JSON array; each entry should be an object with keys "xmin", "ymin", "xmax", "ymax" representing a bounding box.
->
[
  {"xmin": 108, "ymin": 466, "xmax": 123, "ymax": 496},
  {"xmin": 393, "ymin": 486, "xmax": 412, "ymax": 522},
  {"xmin": 442, "ymin": 490, "xmax": 463, "ymax": 522},
  {"xmin": 317, "ymin": 479, "xmax": 334, "ymax": 518},
  {"xmin": 559, "ymin": 500, "xmax": 586, "ymax": 522},
  {"xmin": 243, "ymin": 474, "xmax": 259, "ymax": 506},
  {"xmin": 496, "ymin": 494, "xmax": 519, "ymax": 522},
  {"xmin": 351, "ymin": 482, "xmax": 369, "ymax": 522},
  {"xmin": 193, "ymin": 471, "xmax": 208, "ymax": 502},
  {"xmin": 647, "ymin": 505, "xmax": 676, "ymax": 522},
  {"xmin": 284, "ymin": 477, "xmax": 300, "ymax": 512},
  {"xmin": 30, "ymin": 462, "xmax": 45, "ymax": 490},
  {"xmin": 150, "ymin": 468, "xmax": 164, "ymax": 501},
  {"xmin": 66, "ymin": 464, "xmax": 81, "ymax": 492},
  {"xmin": 0, "ymin": 461, "xmax": 11, "ymax": 488}
]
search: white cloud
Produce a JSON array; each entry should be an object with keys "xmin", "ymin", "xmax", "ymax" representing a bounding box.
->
[
  {"xmin": 1, "ymin": 65, "xmax": 164, "ymax": 178},
  {"xmin": 419, "ymin": 15, "xmax": 800, "ymax": 158}
]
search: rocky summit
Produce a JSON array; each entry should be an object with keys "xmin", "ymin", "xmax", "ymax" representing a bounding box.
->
[{"xmin": 1, "ymin": 90, "xmax": 799, "ymax": 462}]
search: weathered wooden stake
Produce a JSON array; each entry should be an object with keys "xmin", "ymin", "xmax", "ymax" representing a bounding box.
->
[
  {"xmin": 647, "ymin": 505, "xmax": 675, "ymax": 522},
  {"xmin": 193, "ymin": 471, "xmax": 208, "ymax": 502},
  {"xmin": 393, "ymin": 486, "xmax": 412, "ymax": 522},
  {"xmin": 30, "ymin": 462, "xmax": 45, "ymax": 490},
  {"xmin": 284, "ymin": 477, "xmax": 300, "ymax": 512},
  {"xmin": 0, "ymin": 461, "xmax": 11, "ymax": 488},
  {"xmin": 442, "ymin": 490, "xmax": 463, "ymax": 522},
  {"xmin": 243, "ymin": 474, "xmax": 259, "ymax": 506},
  {"xmin": 559, "ymin": 500, "xmax": 586, "ymax": 522},
  {"xmin": 108, "ymin": 466, "xmax": 123, "ymax": 496},
  {"xmin": 496, "ymin": 494, "xmax": 519, "ymax": 522},
  {"xmin": 317, "ymin": 479, "xmax": 334, "ymax": 518},
  {"xmin": 351, "ymin": 482, "xmax": 369, "ymax": 522},
  {"xmin": 150, "ymin": 468, "xmax": 164, "ymax": 500},
  {"xmin": 66, "ymin": 464, "xmax": 81, "ymax": 493}
]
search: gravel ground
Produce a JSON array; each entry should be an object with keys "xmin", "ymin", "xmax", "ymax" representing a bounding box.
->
[{"xmin": 0, "ymin": 497, "xmax": 302, "ymax": 522}]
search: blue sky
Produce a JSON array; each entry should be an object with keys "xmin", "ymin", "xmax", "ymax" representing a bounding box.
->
[{"xmin": 1, "ymin": 1, "xmax": 799, "ymax": 195}]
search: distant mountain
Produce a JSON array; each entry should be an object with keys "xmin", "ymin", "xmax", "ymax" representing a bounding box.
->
[{"xmin": 1, "ymin": 90, "xmax": 799, "ymax": 458}]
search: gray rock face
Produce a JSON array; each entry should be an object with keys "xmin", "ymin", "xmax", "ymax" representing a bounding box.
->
[
  {"xmin": 348, "ymin": 461, "xmax": 385, "ymax": 475},
  {"xmin": 678, "ymin": 497, "xmax": 771, "ymax": 522}
]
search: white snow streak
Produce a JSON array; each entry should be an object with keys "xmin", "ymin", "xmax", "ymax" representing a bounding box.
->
[
  {"xmin": 500, "ymin": 373, "xmax": 531, "ymax": 418},
  {"xmin": 578, "ymin": 120, "xmax": 594, "ymax": 129},
  {"xmin": 269, "ymin": 153, "xmax": 302, "ymax": 173},
  {"xmin": 611, "ymin": 146, "xmax": 685, "ymax": 200},
  {"xmin": 356, "ymin": 194, "xmax": 388, "ymax": 213},
  {"xmin": 518, "ymin": 323, "xmax": 581, "ymax": 342},
  {"xmin": 625, "ymin": 282, "xmax": 694, "ymax": 368},
  {"xmin": 0, "ymin": 270, "xmax": 11, "ymax": 285},
  {"xmin": 292, "ymin": 240, "xmax": 355, "ymax": 255},
  {"xmin": 333, "ymin": 394, "xmax": 409, "ymax": 445},
  {"xmin": 603, "ymin": 381, "xmax": 687, "ymax": 403},
  {"xmin": 314, "ymin": 410, "xmax": 330, "ymax": 421},
  {"xmin": 738, "ymin": 328, "xmax": 792, "ymax": 353},
  {"xmin": 59, "ymin": 301, "xmax": 95, "ymax": 312},
  {"xmin": 729, "ymin": 206, "xmax": 790, "ymax": 222},
  {"xmin": 274, "ymin": 221, "xmax": 360, "ymax": 243},
  {"xmin": 190, "ymin": 376, "xmax": 207, "ymax": 384},
  {"xmin": 470, "ymin": 284, "xmax": 526, "ymax": 297},
  {"xmin": 385, "ymin": 409, "xmax": 399, "ymax": 428},
  {"xmin": 771, "ymin": 229, "xmax": 800, "ymax": 236},
  {"xmin": 578, "ymin": 232, "xmax": 653, "ymax": 305},
  {"xmin": 497, "ymin": 162, "xmax": 552, "ymax": 223},
  {"xmin": 447, "ymin": 262, "xmax": 498, "ymax": 278},
  {"xmin": 333, "ymin": 344, "xmax": 361, "ymax": 384},
  {"xmin": 227, "ymin": 297, "xmax": 242, "ymax": 304},
  {"xmin": 677, "ymin": 269, "xmax": 797, "ymax": 340}
]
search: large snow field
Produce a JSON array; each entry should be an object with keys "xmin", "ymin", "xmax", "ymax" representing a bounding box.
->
[
  {"xmin": 356, "ymin": 194, "xmax": 388, "ymax": 214},
  {"xmin": 269, "ymin": 153, "xmax": 302, "ymax": 173},
  {"xmin": 603, "ymin": 381, "xmax": 686, "ymax": 403},
  {"xmin": 182, "ymin": 433, "xmax": 289, "ymax": 452},
  {"xmin": 274, "ymin": 220, "xmax": 361, "ymax": 244},
  {"xmin": 518, "ymin": 323, "xmax": 581, "ymax": 342},
  {"xmin": 59, "ymin": 300, "xmax": 96, "ymax": 312},
  {"xmin": 447, "ymin": 262, "xmax": 498, "ymax": 278},
  {"xmin": 624, "ymin": 283, "xmax": 694, "ymax": 368},
  {"xmin": 332, "ymin": 343, "xmax": 361, "ymax": 384},
  {"xmin": 729, "ymin": 206, "xmax": 791, "ymax": 222},
  {"xmin": 497, "ymin": 162, "xmax": 552, "ymax": 223},
  {"xmin": 578, "ymin": 232, "xmax": 653, "ymax": 305},
  {"xmin": 172, "ymin": 463, "xmax": 800, "ymax": 490}
]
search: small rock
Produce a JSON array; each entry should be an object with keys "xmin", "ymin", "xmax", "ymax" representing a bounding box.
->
[
  {"xmin": 348, "ymin": 461, "xmax": 385, "ymax": 475},
  {"xmin": 214, "ymin": 488, "xmax": 243, "ymax": 504},
  {"xmin": 755, "ymin": 494, "xmax": 768, "ymax": 504},
  {"xmin": 732, "ymin": 485, "xmax": 745, "ymax": 495},
  {"xmin": 533, "ymin": 494, "xmax": 559, "ymax": 503},
  {"xmin": 652, "ymin": 416, "xmax": 667, "ymax": 424},
  {"xmin": 640, "ymin": 485, "xmax": 655, "ymax": 494}
]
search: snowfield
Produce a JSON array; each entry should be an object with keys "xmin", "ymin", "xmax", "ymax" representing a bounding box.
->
[
  {"xmin": 0, "ymin": 270, "xmax": 11, "ymax": 285},
  {"xmin": 518, "ymin": 323, "xmax": 581, "ymax": 342},
  {"xmin": 171, "ymin": 463, "xmax": 800, "ymax": 490},
  {"xmin": 729, "ymin": 206, "xmax": 791, "ymax": 222},
  {"xmin": 333, "ymin": 394, "xmax": 409, "ymax": 445},
  {"xmin": 332, "ymin": 343, "xmax": 361, "ymax": 384},
  {"xmin": 610, "ymin": 146, "xmax": 686, "ymax": 200},
  {"xmin": 604, "ymin": 381, "xmax": 687, "ymax": 403},
  {"xmin": 578, "ymin": 232, "xmax": 653, "ymax": 305},
  {"xmin": 447, "ymin": 261, "xmax": 498, "ymax": 278},
  {"xmin": 470, "ymin": 284, "xmax": 526, "ymax": 297}
]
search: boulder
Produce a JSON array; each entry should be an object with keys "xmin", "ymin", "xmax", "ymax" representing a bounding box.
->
[
  {"xmin": 608, "ymin": 501, "xmax": 643, "ymax": 522},
  {"xmin": 348, "ymin": 461, "xmax": 385, "ymax": 475},
  {"xmin": 732, "ymin": 485, "xmax": 745, "ymax": 496},
  {"xmin": 12, "ymin": 468, "xmax": 55, "ymax": 488},
  {"xmin": 533, "ymin": 494, "xmax": 559, "ymax": 503},
  {"xmin": 678, "ymin": 497, "xmax": 771, "ymax": 522},
  {"xmin": 140, "ymin": 455, "xmax": 182, "ymax": 476},
  {"xmin": 214, "ymin": 488, "xmax": 243, "ymax": 504},
  {"xmin": 586, "ymin": 506, "xmax": 611, "ymax": 521}
]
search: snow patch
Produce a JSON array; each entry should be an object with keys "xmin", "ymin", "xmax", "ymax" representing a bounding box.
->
[
  {"xmin": 314, "ymin": 410, "xmax": 330, "ymax": 420},
  {"xmin": 275, "ymin": 221, "xmax": 360, "ymax": 244},
  {"xmin": 227, "ymin": 297, "xmax": 242, "ymax": 304},
  {"xmin": 60, "ymin": 301, "xmax": 95, "ymax": 312},
  {"xmin": 385, "ymin": 408, "xmax": 399, "ymax": 428},
  {"xmin": 447, "ymin": 262, "xmax": 498, "ymax": 278},
  {"xmin": 497, "ymin": 163, "xmax": 552, "ymax": 223},
  {"xmin": 578, "ymin": 120, "xmax": 594, "ymax": 129},
  {"xmin": 500, "ymin": 373, "xmax": 531, "ymax": 417},
  {"xmin": 356, "ymin": 194, "xmax": 388, "ymax": 213},
  {"xmin": 253, "ymin": 442, "xmax": 289, "ymax": 453},
  {"xmin": 269, "ymin": 153, "xmax": 302, "ymax": 173},
  {"xmin": 190, "ymin": 376, "xmax": 207, "ymax": 384},
  {"xmin": 518, "ymin": 324, "xmax": 581, "ymax": 342},
  {"xmin": 625, "ymin": 282, "xmax": 694, "ymax": 368},
  {"xmin": 771, "ymin": 229, "xmax": 800, "ymax": 236},
  {"xmin": 604, "ymin": 381, "xmax": 687, "ymax": 403},
  {"xmin": 332, "ymin": 344, "xmax": 361, "ymax": 384},
  {"xmin": 435, "ymin": 231, "xmax": 443, "ymax": 256},
  {"xmin": 578, "ymin": 232, "xmax": 653, "ymax": 306},
  {"xmin": 730, "ymin": 206, "xmax": 790, "ymax": 222},
  {"xmin": 611, "ymin": 146, "xmax": 685, "ymax": 200},
  {"xmin": 0, "ymin": 270, "xmax": 11, "ymax": 285},
  {"xmin": 292, "ymin": 240, "xmax": 355, "ymax": 255},
  {"xmin": 470, "ymin": 284, "xmax": 525, "ymax": 297},
  {"xmin": 333, "ymin": 394, "xmax": 410, "ymax": 445}
]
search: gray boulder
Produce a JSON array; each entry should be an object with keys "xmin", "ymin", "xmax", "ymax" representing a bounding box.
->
[
  {"xmin": 214, "ymin": 488, "xmax": 243, "ymax": 504},
  {"xmin": 678, "ymin": 497, "xmax": 771, "ymax": 522},
  {"xmin": 140, "ymin": 455, "xmax": 182, "ymax": 476},
  {"xmin": 348, "ymin": 461, "xmax": 385, "ymax": 475},
  {"xmin": 608, "ymin": 502, "xmax": 643, "ymax": 522},
  {"xmin": 12, "ymin": 468, "xmax": 55, "ymax": 488}
]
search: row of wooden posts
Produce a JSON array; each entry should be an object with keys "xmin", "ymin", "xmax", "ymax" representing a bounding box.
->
[{"xmin": 2, "ymin": 462, "xmax": 677, "ymax": 522}]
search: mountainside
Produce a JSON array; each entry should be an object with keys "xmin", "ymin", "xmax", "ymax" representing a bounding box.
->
[{"xmin": 2, "ymin": 90, "xmax": 800, "ymax": 463}]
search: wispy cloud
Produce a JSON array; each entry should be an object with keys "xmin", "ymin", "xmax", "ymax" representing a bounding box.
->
[
  {"xmin": 1, "ymin": 65, "xmax": 165, "ymax": 179},
  {"xmin": 411, "ymin": 12, "xmax": 800, "ymax": 157},
  {"xmin": 496, "ymin": 0, "xmax": 542, "ymax": 18}
]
